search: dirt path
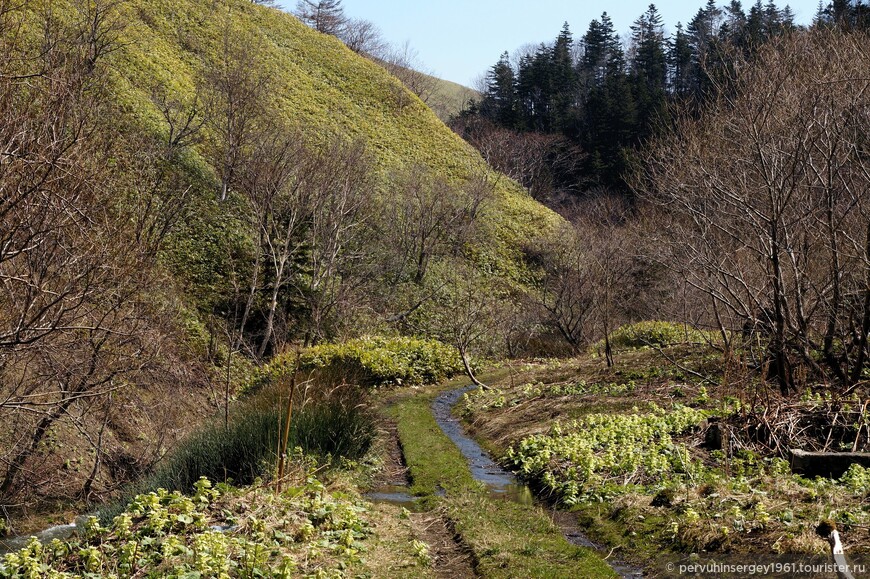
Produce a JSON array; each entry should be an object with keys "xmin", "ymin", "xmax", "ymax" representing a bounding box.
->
[{"xmin": 371, "ymin": 415, "xmax": 476, "ymax": 578}]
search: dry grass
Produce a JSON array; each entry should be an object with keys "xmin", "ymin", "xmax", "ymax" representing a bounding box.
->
[{"xmin": 463, "ymin": 349, "xmax": 870, "ymax": 568}]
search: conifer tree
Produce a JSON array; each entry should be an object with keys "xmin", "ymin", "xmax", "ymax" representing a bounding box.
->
[
  {"xmin": 550, "ymin": 23, "xmax": 578, "ymax": 133},
  {"xmin": 481, "ymin": 52, "xmax": 518, "ymax": 127},
  {"xmin": 629, "ymin": 4, "xmax": 668, "ymax": 140},
  {"xmin": 667, "ymin": 22, "xmax": 694, "ymax": 98},
  {"xmin": 722, "ymin": 0, "xmax": 748, "ymax": 48},
  {"xmin": 582, "ymin": 13, "xmax": 635, "ymax": 187},
  {"xmin": 294, "ymin": 0, "xmax": 347, "ymax": 36},
  {"xmin": 747, "ymin": 0, "xmax": 766, "ymax": 45},
  {"xmin": 516, "ymin": 43, "xmax": 555, "ymax": 131}
]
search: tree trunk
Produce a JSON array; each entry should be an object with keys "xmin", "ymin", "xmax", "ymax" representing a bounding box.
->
[
  {"xmin": 459, "ymin": 345, "xmax": 487, "ymax": 389},
  {"xmin": 850, "ymin": 223, "xmax": 870, "ymax": 385},
  {"xmin": 769, "ymin": 219, "xmax": 792, "ymax": 395},
  {"xmin": 257, "ymin": 277, "xmax": 281, "ymax": 360},
  {"xmin": 1, "ymin": 398, "xmax": 75, "ymax": 496}
]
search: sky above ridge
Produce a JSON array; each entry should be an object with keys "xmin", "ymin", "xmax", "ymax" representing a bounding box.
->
[{"xmin": 277, "ymin": 1, "xmax": 824, "ymax": 87}]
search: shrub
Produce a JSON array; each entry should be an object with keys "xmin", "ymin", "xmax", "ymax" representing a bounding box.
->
[
  {"xmin": 147, "ymin": 398, "xmax": 280, "ymax": 495},
  {"xmin": 606, "ymin": 321, "xmax": 714, "ymax": 351},
  {"xmin": 100, "ymin": 384, "xmax": 375, "ymax": 522},
  {"xmin": 292, "ymin": 397, "xmax": 376, "ymax": 460},
  {"xmin": 262, "ymin": 336, "xmax": 463, "ymax": 389}
]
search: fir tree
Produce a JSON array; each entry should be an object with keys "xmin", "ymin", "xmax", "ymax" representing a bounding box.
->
[{"xmin": 481, "ymin": 52, "xmax": 518, "ymax": 127}]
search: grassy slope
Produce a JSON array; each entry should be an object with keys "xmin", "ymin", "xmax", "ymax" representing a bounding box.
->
[
  {"xmin": 111, "ymin": 0, "xmax": 558, "ymax": 283},
  {"xmin": 426, "ymin": 74, "xmax": 479, "ymax": 122}
]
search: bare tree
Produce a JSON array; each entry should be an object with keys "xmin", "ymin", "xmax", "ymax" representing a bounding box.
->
[
  {"xmin": 294, "ymin": 0, "xmax": 347, "ymax": 36},
  {"xmin": 640, "ymin": 29, "xmax": 870, "ymax": 392},
  {"xmin": 202, "ymin": 23, "xmax": 268, "ymax": 202},
  {"xmin": 378, "ymin": 165, "xmax": 492, "ymax": 287},
  {"xmin": 0, "ymin": 0, "xmax": 171, "ymax": 497},
  {"xmin": 572, "ymin": 195, "xmax": 640, "ymax": 366},
  {"xmin": 234, "ymin": 127, "xmax": 375, "ymax": 354},
  {"xmin": 340, "ymin": 18, "xmax": 387, "ymax": 57},
  {"xmin": 235, "ymin": 124, "xmax": 307, "ymax": 359},
  {"xmin": 425, "ymin": 263, "xmax": 504, "ymax": 388},
  {"xmin": 381, "ymin": 40, "xmax": 438, "ymax": 106},
  {"xmin": 123, "ymin": 88, "xmax": 204, "ymax": 257},
  {"xmin": 300, "ymin": 138, "xmax": 374, "ymax": 344},
  {"xmin": 451, "ymin": 116, "xmax": 583, "ymax": 204},
  {"xmin": 528, "ymin": 223, "xmax": 596, "ymax": 353}
]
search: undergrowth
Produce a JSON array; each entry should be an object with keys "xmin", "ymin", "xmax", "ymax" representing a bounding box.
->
[
  {"xmin": 462, "ymin": 351, "xmax": 870, "ymax": 561},
  {"xmin": 101, "ymin": 384, "xmax": 375, "ymax": 523},
  {"xmin": 262, "ymin": 336, "xmax": 464, "ymax": 389},
  {"xmin": 593, "ymin": 320, "xmax": 719, "ymax": 353},
  {"xmin": 503, "ymin": 404, "xmax": 710, "ymax": 504},
  {"xmin": 1, "ymin": 474, "xmax": 375, "ymax": 578}
]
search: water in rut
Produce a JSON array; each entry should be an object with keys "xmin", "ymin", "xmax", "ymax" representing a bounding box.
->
[{"xmin": 433, "ymin": 385, "xmax": 644, "ymax": 579}]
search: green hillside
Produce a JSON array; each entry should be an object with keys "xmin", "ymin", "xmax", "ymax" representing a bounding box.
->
[
  {"xmin": 0, "ymin": 0, "xmax": 562, "ymax": 506},
  {"xmin": 113, "ymin": 0, "xmax": 557, "ymax": 278},
  {"xmin": 424, "ymin": 73, "xmax": 480, "ymax": 121}
]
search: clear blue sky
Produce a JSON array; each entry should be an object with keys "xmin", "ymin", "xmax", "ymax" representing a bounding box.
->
[{"xmin": 277, "ymin": 1, "xmax": 823, "ymax": 87}]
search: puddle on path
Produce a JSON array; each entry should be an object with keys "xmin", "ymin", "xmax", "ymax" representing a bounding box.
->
[{"xmin": 364, "ymin": 484, "xmax": 424, "ymax": 510}]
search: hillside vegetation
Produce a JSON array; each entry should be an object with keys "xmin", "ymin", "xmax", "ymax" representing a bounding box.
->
[
  {"xmin": 424, "ymin": 73, "xmax": 479, "ymax": 122},
  {"xmin": 117, "ymin": 0, "xmax": 556, "ymax": 273},
  {"xmin": 0, "ymin": 0, "xmax": 559, "ymax": 509}
]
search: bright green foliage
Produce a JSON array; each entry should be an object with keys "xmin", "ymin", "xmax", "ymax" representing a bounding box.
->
[
  {"xmin": 0, "ymin": 477, "xmax": 371, "ymax": 578},
  {"xmin": 466, "ymin": 358, "xmax": 870, "ymax": 558},
  {"xmin": 839, "ymin": 463, "xmax": 870, "ymax": 494},
  {"xmin": 265, "ymin": 336, "xmax": 464, "ymax": 388},
  {"xmin": 504, "ymin": 404, "xmax": 709, "ymax": 504},
  {"xmin": 605, "ymin": 321, "xmax": 716, "ymax": 351},
  {"xmin": 104, "ymin": 0, "xmax": 560, "ymax": 293},
  {"xmin": 461, "ymin": 380, "xmax": 638, "ymax": 414}
]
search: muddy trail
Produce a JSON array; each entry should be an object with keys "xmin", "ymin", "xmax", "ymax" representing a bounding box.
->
[{"xmin": 367, "ymin": 417, "xmax": 475, "ymax": 578}]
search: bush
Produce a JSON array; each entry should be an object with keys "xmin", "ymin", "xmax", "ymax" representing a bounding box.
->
[
  {"xmin": 262, "ymin": 336, "xmax": 463, "ymax": 389},
  {"xmin": 101, "ymin": 385, "xmax": 375, "ymax": 521},
  {"xmin": 147, "ymin": 398, "xmax": 280, "ymax": 495},
  {"xmin": 606, "ymin": 321, "xmax": 714, "ymax": 351},
  {"xmin": 293, "ymin": 397, "xmax": 376, "ymax": 460}
]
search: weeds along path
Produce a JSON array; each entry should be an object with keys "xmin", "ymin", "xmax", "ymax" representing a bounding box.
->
[{"xmin": 386, "ymin": 381, "xmax": 619, "ymax": 579}]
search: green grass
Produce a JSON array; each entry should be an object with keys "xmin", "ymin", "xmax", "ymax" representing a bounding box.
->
[
  {"xmin": 149, "ymin": 391, "xmax": 375, "ymax": 494},
  {"xmin": 99, "ymin": 386, "xmax": 375, "ymax": 522},
  {"xmin": 393, "ymin": 395, "xmax": 476, "ymax": 496},
  {"xmin": 391, "ymin": 386, "xmax": 616, "ymax": 578},
  {"xmin": 426, "ymin": 74, "xmax": 479, "ymax": 121}
]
